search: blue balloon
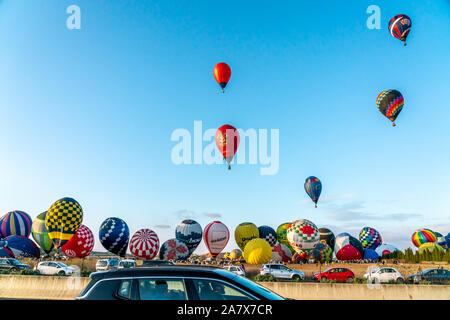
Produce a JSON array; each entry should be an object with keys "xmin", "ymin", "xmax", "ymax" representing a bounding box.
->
[
  {"xmin": 175, "ymin": 220, "xmax": 202, "ymax": 255},
  {"xmin": 304, "ymin": 176, "xmax": 322, "ymax": 207},
  {"xmin": 446, "ymin": 233, "xmax": 450, "ymax": 248},
  {"xmin": 99, "ymin": 217, "xmax": 130, "ymax": 257},
  {"xmin": 363, "ymin": 249, "xmax": 379, "ymax": 261},
  {"xmin": 3, "ymin": 235, "xmax": 40, "ymax": 258},
  {"xmin": 258, "ymin": 225, "xmax": 277, "ymax": 246}
]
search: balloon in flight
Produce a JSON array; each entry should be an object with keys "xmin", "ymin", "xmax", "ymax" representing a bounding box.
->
[
  {"xmin": 215, "ymin": 124, "xmax": 240, "ymax": 170},
  {"xmin": 213, "ymin": 62, "xmax": 231, "ymax": 93},
  {"xmin": 304, "ymin": 177, "xmax": 322, "ymax": 207},
  {"xmin": 376, "ymin": 89, "xmax": 404, "ymax": 126},
  {"xmin": 388, "ymin": 14, "xmax": 411, "ymax": 46}
]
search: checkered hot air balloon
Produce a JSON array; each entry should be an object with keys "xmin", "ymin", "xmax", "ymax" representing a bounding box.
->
[
  {"xmin": 359, "ymin": 227, "xmax": 382, "ymax": 250},
  {"xmin": 0, "ymin": 211, "xmax": 32, "ymax": 239},
  {"xmin": 175, "ymin": 220, "xmax": 202, "ymax": 256},
  {"xmin": 258, "ymin": 225, "xmax": 278, "ymax": 246},
  {"xmin": 308, "ymin": 242, "xmax": 333, "ymax": 263},
  {"xmin": 271, "ymin": 243, "xmax": 293, "ymax": 263},
  {"xmin": 286, "ymin": 219, "xmax": 320, "ymax": 254},
  {"xmin": 31, "ymin": 212, "xmax": 52, "ymax": 254},
  {"xmin": 99, "ymin": 217, "xmax": 130, "ymax": 257},
  {"xmin": 45, "ymin": 198, "xmax": 83, "ymax": 249},
  {"xmin": 61, "ymin": 225, "xmax": 94, "ymax": 258},
  {"xmin": 130, "ymin": 229, "xmax": 160, "ymax": 260},
  {"xmin": 159, "ymin": 238, "xmax": 189, "ymax": 261},
  {"xmin": 411, "ymin": 229, "xmax": 437, "ymax": 248}
]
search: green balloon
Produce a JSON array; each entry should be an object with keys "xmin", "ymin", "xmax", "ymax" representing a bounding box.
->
[{"xmin": 31, "ymin": 212, "xmax": 53, "ymax": 254}]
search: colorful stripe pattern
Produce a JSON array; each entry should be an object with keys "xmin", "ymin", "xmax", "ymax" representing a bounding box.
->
[
  {"xmin": 0, "ymin": 211, "xmax": 32, "ymax": 239},
  {"xmin": 411, "ymin": 229, "xmax": 437, "ymax": 248},
  {"xmin": 388, "ymin": 14, "xmax": 411, "ymax": 43},
  {"xmin": 130, "ymin": 229, "xmax": 160, "ymax": 260},
  {"xmin": 376, "ymin": 89, "xmax": 404, "ymax": 124}
]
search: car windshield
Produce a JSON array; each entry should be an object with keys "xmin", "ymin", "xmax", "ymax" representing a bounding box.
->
[
  {"xmin": 109, "ymin": 260, "xmax": 119, "ymax": 266},
  {"xmin": 8, "ymin": 259, "xmax": 21, "ymax": 265},
  {"xmin": 56, "ymin": 262, "xmax": 67, "ymax": 268},
  {"xmin": 97, "ymin": 260, "xmax": 107, "ymax": 267}
]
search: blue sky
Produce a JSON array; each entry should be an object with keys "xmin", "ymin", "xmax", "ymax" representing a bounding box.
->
[{"xmin": 0, "ymin": 0, "xmax": 448, "ymax": 254}]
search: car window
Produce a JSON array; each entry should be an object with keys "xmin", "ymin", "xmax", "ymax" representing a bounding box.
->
[
  {"xmin": 86, "ymin": 280, "xmax": 122, "ymax": 300},
  {"xmin": 117, "ymin": 280, "xmax": 132, "ymax": 299},
  {"xmin": 109, "ymin": 260, "xmax": 119, "ymax": 267},
  {"xmin": 0, "ymin": 260, "xmax": 6, "ymax": 265},
  {"xmin": 280, "ymin": 266, "xmax": 290, "ymax": 271},
  {"xmin": 97, "ymin": 261, "xmax": 107, "ymax": 267},
  {"xmin": 192, "ymin": 279, "xmax": 253, "ymax": 301},
  {"xmin": 138, "ymin": 279, "xmax": 186, "ymax": 300},
  {"xmin": 269, "ymin": 265, "xmax": 280, "ymax": 270}
]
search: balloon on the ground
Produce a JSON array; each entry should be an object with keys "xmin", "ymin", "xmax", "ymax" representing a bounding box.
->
[
  {"xmin": 319, "ymin": 227, "xmax": 336, "ymax": 250},
  {"xmin": 215, "ymin": 124, "xmax": 240, "ymax": 170},
  {"xmin": 271, "ymin": 243, "xmax": 293, "ymax": 262},
  {"xmin": 258, "ymin": 225, "xmax": 278, "ymax": 246},
  {"xmin": 3, "ymin": 235, "xmax": 40, "ymax": 258},
  {"xmin": 130, "ymin": 229, "xmax": 160, "ymax": 260},
  {"xmin": 31, "ymin": 212, "xmax": 53, "ymax": 254},
  {"xmin": 0, "ymin": 210, "xmax": 32, "ymax": 239},
  {"xmin": 45, "ymin": 197, "xmax": 83, "ymax": 249},
  {"xmin": 159, "ymin": 238, "xmax": 189, "ymax": 261},
  {"xmin": 292, "ymin": 251, "xmax": 307, "ymax": 263},
  {"xmin": 308, "ymin": 242, "xmax": 333, "ymax": 263},
  {"xmin": 304, "ymin": 177, "xmax": 322, "ymax": 207},
  {"xmin": 229, "ymin": 248, "xmax": 242, "ymax": 260},
  {"xmin": 0, "ymin": 245, "xmax": 13, "ymax": 258},
  {"xmin": 363, "ymin": 249, "xmax": 379, "ymax": 261},
  {"xmin": 235, "ymin": 222, "xmax": 259, "ymax": 251},
  {"xmin": 411, "ymin": 229, "xmax": 436, "ymax": 248},
  {"xmin": 61, "ymin": 224, "xmax": 94, "ymax": 258},
  {"xmin": 203, "ymin": 221, "xmax": 230, "ymax": 258},
  {"xmin": 287, "ymin": 219, "xmax": 320, "ymax": 253},
  {"xmin": 243, "ymin": 238, "xmax": 272, "ymax": 265},
  {"xmin": 446, "ymin": 233, "xmax": 450, "ymax": 248},
  {"xmin": 375, "ymin": 243, "xmax": 399, "ymax": 257},
  {"xmin": 359, "ymin": 227, "xmax": 382, "ymax": 250},
  {"xmin": 99, "ymin": 217, "xmax": 130, "ymax": 257},
  {"xmin": 175, "ymin": 220, "xmax": 202, "ymax": 255},
  {"xmin": 434, "ymin": 232, "xmax": 447, "ymax": 248},
  {"xmin": 276, "ymin": 223, "xmax": 295, "ymax": 253},
  {"xmin": 376, "ymin": 89, "xmax": 404, "ymax": 126},
  {"xmin": 213, "ymin": 62, "xmax": 231, "ymax": 93},
  {"xmin": 418, "ymin": 242, "xmax": 444, "ymax": 255},
  {"xmin": 335, "ymin": 233, "xmax": 364, "ymax": 261},
  {"xmin": 388, "ymin": 14, "xmax": 411, "ymax": 46}
]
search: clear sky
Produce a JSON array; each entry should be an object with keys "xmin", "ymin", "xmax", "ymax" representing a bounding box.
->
[{"xmin": 0, "ymin": 0, "xmax": 448, "ymax": 254}]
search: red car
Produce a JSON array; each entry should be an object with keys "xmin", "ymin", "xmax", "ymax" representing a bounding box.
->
[{"xmin": 313, "ymin": 267, "xmax": 355, "ymax": 282}]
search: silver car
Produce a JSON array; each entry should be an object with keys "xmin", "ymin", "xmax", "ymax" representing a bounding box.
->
[
  {"xmin": 96, "ymin": 258, "xmax": 120, "ymax": 272},
  {"xmin": 260, "ymin": 263, "xmax": 304, "ymax": 280}
]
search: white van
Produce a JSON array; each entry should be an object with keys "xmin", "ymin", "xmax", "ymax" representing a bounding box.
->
[{"xmin": 118, "ymin": 259, "xmax": 136, "ymax": 269}]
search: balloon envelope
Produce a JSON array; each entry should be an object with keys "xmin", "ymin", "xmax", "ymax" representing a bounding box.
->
[
  {"xmin": 99, "ymin": 217, "xmax": 130, "ymax": 257},
  {"xmin": 335, "ymin": 233, "xmax": 364, "ymax": 261},
  {"xmin": 229, "ymin": 249, "xmax": 242, "ymax": 260},
  {"xmin": 159, "ymin": 238, "xmax": 189, "ymax": 261},
  {"xmin": 61, "ymin": 225, "xmax": 94, "ymax": 258},
  {"xmin": 276, "ymin": 223, "xmax": 295, "ymax": 254},
  {"xmin": 258, "ymin": 225, "xmax": 277, "ymax": 246},
  {"xmin": 175, "ymin": 220, "xmax": 202, "ymax": 255},
  {"xmin": 375, "ymin": 244, "xmax": 398, "ymax": 257},
  {"xmin": 213, "ymin": 62, "xmax": 231, "ymax": 91},
  {"xmin": 319, "ymin": 227, "xmax": 336, "ymax": 250},
  {"xmin": 376, "ymin": 89, "xmax": 404, "ymax": 126},
  {"xmin": 0, "ymin": 211, "xmax": 32, "ymax": 239},
  {"xmin": 411, "ymin": 229, "xmax": 436, "ymax": 248},
  {"xmin": 388, "ymin": 14, "xmax": 411, "ymax": 44},
  {"xmin": 203, "ymin": 221, "xmax": 230, "ymax": 258},
  {"xmin": 359, "ymin": 227, "xmax": 382, "ymax": 250},
  {"xmin": 418, "ymin": 242, "xmax": 444, "ymax": 255},
  {"xmin": 235, "ymin": 222, "xmax": 259, "ymax": 251},
  {"xmin": 309, "ymin": 242, "xmax": 333, "ymax": 263},
  {"xmin": 363, "ymin": 249, "xmax": 379, "ymax": 261},
  {"xmin": 129, "ymin": 229, "xmax": 159, "ymax": 260},
  {"xmin": 287, "ymin": 219, "xmax": 320, "ymax": 253},
  {"xmin": 3, "ymin": 235, "xmax": 40, "ymax": 258},
  {"xmin": 31, "ymin": 212, "xmax": 53, "ymax": 254},
  {"xmin": 271, "ymin": 243, "xmax": 293, "ymax": 263},
  {"xmin": 243, "ymin": 238, "xmax": 272, "ymax": 265},
  {"xmin": 304, "ymin": 177, "xmax": 322, "ymax": 207},
  {"xmin": 215, "ymin": 124, "xmax": 240, "ymax": 169}
]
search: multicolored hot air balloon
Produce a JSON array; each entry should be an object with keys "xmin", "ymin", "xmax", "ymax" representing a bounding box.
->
[
  {"xmin": 287, "ymin": 219, "xmax": 320, "ymax": 253},
  {"xmin": 159, "ymin": 238, "xmax": 189, "ymax": 261},
  {"xmin": 375, "ymin": 243, "xmax": 398, "ymax": 257},
  {"xmin": 376, "ymin": 89, "xmax": 404, "ymax": 126},
  {"xmin": 243, "ymin": 238, "xmax": 272, "ymax": 265},
  {"xmin": 359, "ymin": 227, "xmax": 382, "ymax": 250},
  {"xmin": 276, "ymin": 223, "xmax": 295, "ymax": 253},
  {"xmin": 363, "ymin": 249, "xmax": 379, "ymax": 261},
  {"xmin": 129, "ymin": 229, "xmax": 160, "ymax": 260},
  {"xmin": 0, "ymin": 211, "xmax": 32, "ymax": 239},
  {"xmin": 213, "ymin": 62, "xmax": 231, "ymax": 93},
  {"xmin": 61, "ymin": 225, "xmax": 94, "ymax": 258},
  {"xmin": 215, "ymin": 124, "xmax": 240, "ymax": 170},
  {"xmin": 3, "ymin": 235, "xmax": 40, "ymax": 258},
  {"xmin": 99, "ymin": 217, "xmax": 130, "ymax": 257},
  {"xmin": 203, "ymin": 221, "xmax": 230, "ymax": 258},
  {"xmin": 411, "ymin": 229, "xmax": 437, "ymax": 248},
  {"xmin": 334, "ymin": 233, "xmax": 364, "ymax": 261},
  {"xmin": 45, "ymin": 198, "xmax": 83, "ymax": 248},
  {"xmin": 271, "ymin": 243, "xmax": 293, "ymax": 263},
  {"xmin": 175, "ymin": 220, "xmax": 202, "ymax": 255},
  {"xmin": 304, "ymin": 177, "xmax": 322, "ymax": 207},
  {"xmin": 234, "ymin": 222, "xmax": 259, "ymax": 251},
  {"xmin": 258, "ymin": 225, "xmax": 278, "ymax": 246},
  {"xmin": 308, "ymin": 242, "xmax": 333, "ymax": 263},
  {"xmin": 319, "ymin": 227, "xmax": 336, "ymax": 250},
  {"xmin": 31, "ymin": 212, "xmax": 52, "ymax": 254},
  {"xmin": 388, "ymin": 14, "xmax": 411, "ymax": 46}
]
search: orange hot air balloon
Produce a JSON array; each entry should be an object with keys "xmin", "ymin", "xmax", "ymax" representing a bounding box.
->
[
  {"xmin": 213, "ymin": 62, "xmax": 231, "ymax": 93},
  {"xmin": 215, "ymin": 124, "xmax": 240, "ymax": 170}
]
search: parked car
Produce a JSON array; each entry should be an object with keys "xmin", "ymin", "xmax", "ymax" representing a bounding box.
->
[
  {"xmin": 313, "ymin": 267, "xmax": 355, "ymax": 282},
  {"xmin": 408, "ymin": 268, "xmax": 450, "ymax": 284},
  {"xmin": 141, "ymin": 259, "xmax": 175, "ymax": 267},
  {"xmin": 363, "ymin": 267, "xmax": 405, "ymax": 283},
  {"xmin": 118, "ymin": 259, "xmax": 136, "ymax": 269},
  {"xmin": 96, "ymin": 259, "xmax": 120, "ymax": 272},
  {"xmin": 224, "ymin": 265, "xmax": 245, "ymax": 277},
  {"xmin": 260, "ymin": 263, "xmax": 304, "ymax": 281},
  {"xmin": 0, "ymin": 258, "xmax": 31, "ymax": 272},
  {"xmin": 77, "ymin": 266, "xmax": 285, "ymax": 300},
  {"xmin": 34, "ymin": 261, "xmax": 74, "ymax": 276}
]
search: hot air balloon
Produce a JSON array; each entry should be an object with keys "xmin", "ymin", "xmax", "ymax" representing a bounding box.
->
[
  {"xmin": 287, "ymin": 219, "xmax": 320, "ymax": 254},
  {"xmin": 271, "ymin": 243, "xmax": 293, "ymax": 262},
  {"xmin": 388, "ymin": 14, "xmax": 411, "ymax": 46},
  {"xmin": 159, "ymin": 238, "xmax": 189, "ymax": 261},
  {"xmin": 376, "ymin": 89, "xmax": 404, "ymax": 126},
  {"xmin": 319, "ymin": 227, "xmax": 336, "ymax": 250},
  {"xmin": 175, "ymin": 220, "xmax": 202, "ymax": 255},
  {"xmin": 3, "ymin": 235, "xmax": 40, "ymax": 258},
  {"xmin": 258, "ymin": 225, "xmax": 278, "ymax": 246},
  {"xmin": 418, "ymin": 242, "xmax": 444, "ymax": 255},
  {"xmin": 243, "ymin": 238, "xmax": 272, "ymax": 265},
  {"xmin": 309, "ymin": 242, "xmax": 333, "ymax": 263},
  {"xmin": 229, "ymin": 248, "xmax": 242, "ymax": 261},
  {"xmin": 0, "ymin": 245, "xmax": 14, "ymax": 258},
  {"xmin": 359, "ymin": 227, "xmax": 382, "ymax": 250},
  {"xmin": 304, "ymin": 177, "xmax": 322, "ymax": 207},
  {"xmin": 203, "ymin": 221, "xmax": 230, "ymax": 258},
  {"xmin": 0, "ymin": 211, "xmax": 32, "ymax": 238},
  {"xmin": 99, "ymin": 217, "xmax": 130, "ymax": 257},
  {"xmin": 292, "ymin": 251, "xmax": 307, "ymax": 263},
  {"xmin": 363, "ymin": 249, "xmax": 379, "ymax": 261},
  {"xmin": 434, "ymin": 232, "xmax": 447, "ymax": 248},
  {"xmin": 276, "ymin": 223, "xmax": 295, "ymax": 254},
  {"xmin": 213, "ymin": 62, "xmax": 231, "ymax": 93},
  {"xmin": 61, "ymin": 225, "xmax": 94, "ymax": 258},
  {"xmin": 446, "ymin": 233, "xmax": 450, "ymax": 248},
  {"xmin": 375, "ymin": 243, "xmax": 398, "ymax": 257},
  {"xmin": 31, "ymin": 212, "xmax": 53, "ymax": 254},
  {"xmin": 234, "ymin": 222, "xmax": 259, "ymax": 251},
  {"xmin": 411, "ymin": 229, "xmax": 436, "ymax": 248},
  {"xmin": 334, "ymin": 233, "xmax": 364, "ymax": 261},
  {"xmin": 45, "ymin": 198, "xmax": 83, "ymax": 248},
  {"xmin": 129, "ymin": 229, "xmax": 160, "ymax": 260},
  {"xmin": 215, "ymin": 124, "xmax": 240, "ymax": 170}
]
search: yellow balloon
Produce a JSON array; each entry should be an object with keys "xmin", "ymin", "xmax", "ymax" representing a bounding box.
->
[
  {"xmin": 230, "ymin": 248, "xmax": 242, "ymax": 260},
  {"xmin": 235, "ymin": 222, "xmax": 259, "ymax": 251},
  {"xmin": 243, "ymin": 238, "xmax": 272, "ymax": 265},
  {"xmin": 418, "ymin": 242, "xmax": 444, "ymax": 254}
]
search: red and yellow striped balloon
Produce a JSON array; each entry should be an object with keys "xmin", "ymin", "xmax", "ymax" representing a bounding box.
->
[{"xmin": 411, "ymin": 229, "xmax": 437, "ymax": 248}]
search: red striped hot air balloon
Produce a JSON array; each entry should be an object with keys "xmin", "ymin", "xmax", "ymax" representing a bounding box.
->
[
  {"xmin": 203, "ymin": 221, "xmax": 229, "ymax": 258},
  {"xmin": 213, "ymin": 62, "xmax": 231, "ymax": 93}
]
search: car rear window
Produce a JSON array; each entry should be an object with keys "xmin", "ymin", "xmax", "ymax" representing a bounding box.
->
[
  {"xmin": 85, "ymin": 280, "xmax": 121, "ymax": 300},
  {"xmin": 97, "ymin": 261, "xmax": 107, "ymax": 267}
]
